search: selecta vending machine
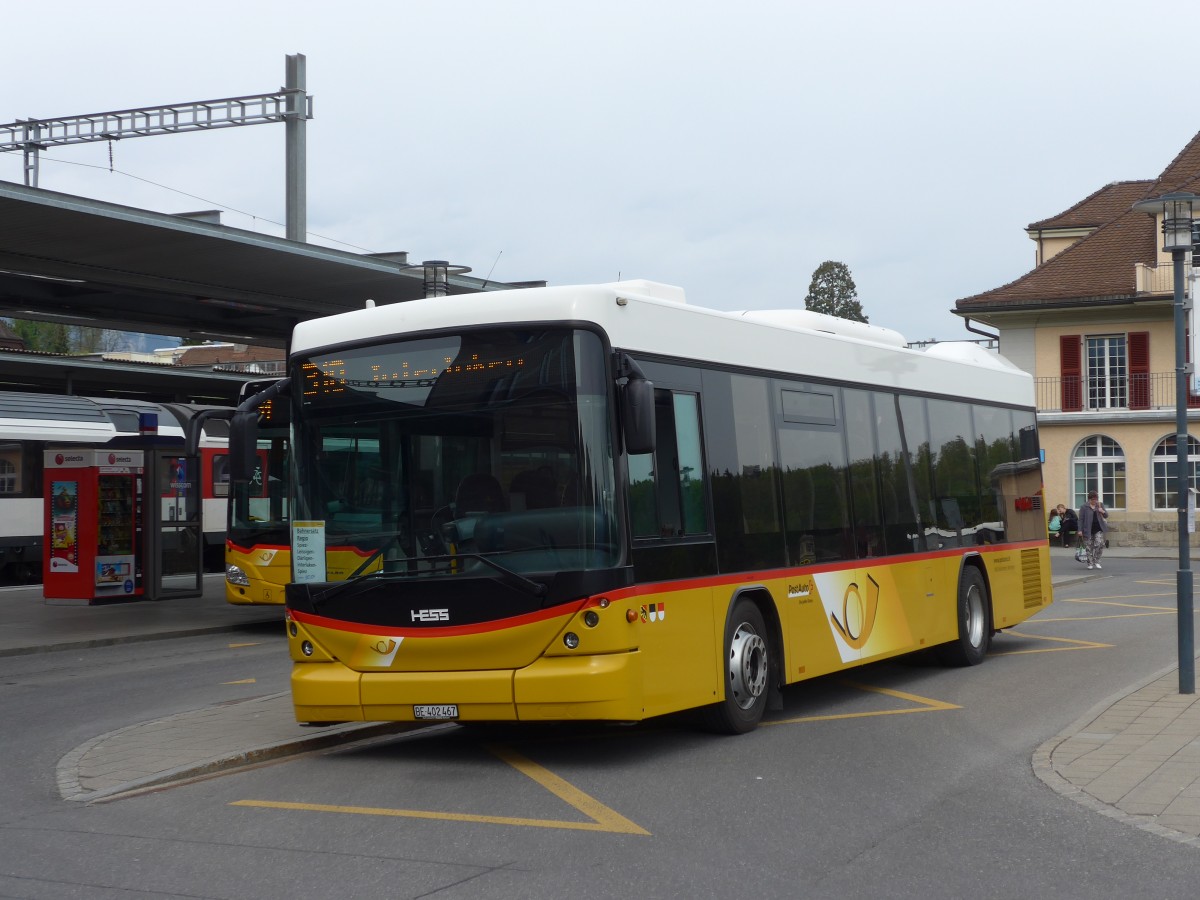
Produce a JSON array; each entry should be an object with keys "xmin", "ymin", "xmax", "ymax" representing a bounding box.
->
[{"xmin": 43, "ymin": 449, "xmax": 145, "ymax": 601}]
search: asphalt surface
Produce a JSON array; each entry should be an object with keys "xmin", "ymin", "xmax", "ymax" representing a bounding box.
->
[{"xmin": 5, "ymin": 552, "xmax": 1200, "ymax": 850}]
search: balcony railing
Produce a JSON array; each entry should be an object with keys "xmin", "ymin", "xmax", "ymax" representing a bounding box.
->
[
  {"xmin": 1036, "ymin": 373, "xmax": 1200, "ymax": 412},
  {"xmin": 1135, "ymin": 260, "xmax": 1194, "ymax": 294}
]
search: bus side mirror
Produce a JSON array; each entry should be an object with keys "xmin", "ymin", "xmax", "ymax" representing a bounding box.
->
[
  {"xmin": 228, "ymin": 377, "xmax": 291, "ymax": 483},
  {"xmin": 621, "ymin": 375, "xmax": 656, "ymax": 456},
  {"xmin": 229, "ymin": 409, "xmax": 259, "ymax": 483}
]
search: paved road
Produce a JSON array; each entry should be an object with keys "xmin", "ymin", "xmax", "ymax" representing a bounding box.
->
[{"xmin": 7, "ymin": 554, "xmax": 1200, "ymax": 897}]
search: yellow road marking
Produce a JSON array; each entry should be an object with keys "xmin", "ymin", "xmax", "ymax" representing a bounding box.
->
[
  {"xmin": 1024, "ymin": 612, "xmax": 1174, "ymax": 623},
  {"xmin": 765, "ymin": 680, "xmax": 959, "ymax": 726},
  {"xmin": 231, "ymin": 743, "xmax": 649, "ymax": 835},
  {"xmin": 1056, "ymin": 592, "xmax": 1166, "ymax": 600},
  {"xmin": 991, "ymin": 631, "xmax": 1111, "ymax": 655},
  {"xmin": 228, "ymin": 642, "xmax": 260, "ymax": 648},
  {"xmin": 1060, "ymin": 597, "xmax": 1174, "ymax": 610},
  {"xmin": 1021, "ymin": 596, "xmax": 1179, "ymax": 623},
  {"xmin": 222, "ymin": 679, "xmax": 257, "ymax": 685}
]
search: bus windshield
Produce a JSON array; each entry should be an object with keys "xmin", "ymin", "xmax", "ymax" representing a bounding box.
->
[
  {"xmin": 228, "ymin": 430, "xmax": 290, "ymax": 549},
  {"xmin": 291, "ymin": 327, "xmax": 618, "ymax": 579}
]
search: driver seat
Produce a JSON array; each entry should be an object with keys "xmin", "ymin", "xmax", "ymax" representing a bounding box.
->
[{"xmin": 455, "ymin": 473, "xmax": 506, "ymax": 515}]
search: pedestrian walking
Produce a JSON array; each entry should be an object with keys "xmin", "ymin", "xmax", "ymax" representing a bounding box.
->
[{"xmin": 1078, "ymin": 490, "xmax": 1109, "ymax": 569}]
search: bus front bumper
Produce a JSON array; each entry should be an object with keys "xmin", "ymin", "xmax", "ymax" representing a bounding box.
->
[{"xmin": 291, "ymin": 651, "xmax": 645, "ymax": 724}]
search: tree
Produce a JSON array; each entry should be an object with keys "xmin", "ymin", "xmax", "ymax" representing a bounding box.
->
[
  {"xmin": 4, "ymin": 318, "xmax": 126, "ymax": 354},
  {"xmin": 9, "ymin": 319, "xmax": 71, "ymax": 353},
  {"xmin": 804, "ymin": 261, "xmax": 868, "ymax": 323}
]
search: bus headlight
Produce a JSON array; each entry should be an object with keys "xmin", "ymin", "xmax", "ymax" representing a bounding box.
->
[
  {"xmin": 226, "ymin": 564, "xmax": 250, "ymax": 586},
  {"xmin": 563, "ymin": 632, "xmax": 580, "ymax": 650}
]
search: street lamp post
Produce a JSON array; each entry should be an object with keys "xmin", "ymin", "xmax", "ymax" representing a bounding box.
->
[{"xmin": 1134, "ymin": 192, "xmax": 1198, "ymax": 694}]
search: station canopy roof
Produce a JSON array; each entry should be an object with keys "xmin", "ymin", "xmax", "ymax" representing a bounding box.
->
[{"xmin": 0, "ymin": 180, "xmax": 524, "ymax": 350}]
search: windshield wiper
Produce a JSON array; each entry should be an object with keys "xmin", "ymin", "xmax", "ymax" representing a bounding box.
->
[
  {"xmin": 308, "ymin": 551, "xmax": 547, "ymax": 610},
  {"xmin": 453, "ymin": 553, "xmax": 548, "ymax": 599}
]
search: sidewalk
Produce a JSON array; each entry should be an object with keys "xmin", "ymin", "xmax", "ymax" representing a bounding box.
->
[
  {"xmin": 1036, "ymin": 544, "xmax": 1200, "ymax": 847},
  {"xmin": 6, "ymin": 552, "xmax": 1200, "ymax": 847},
  {"xmin": 1, "ymin": 575, "xmax": 410, "ymax": 801}
]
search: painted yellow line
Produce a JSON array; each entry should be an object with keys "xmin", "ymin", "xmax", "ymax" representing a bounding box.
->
[
  {"xmin": 231, "ymin": 744, "xmax": 649, "ymax": 835},
  {"xmin": 228, "ymin": 642, "xmax": 261, "ymax": 648},
  {"xmin": 1023, "ymin": 612, "xmax": 1174, "ymax": 623},
  {"xmin": 1060, "ymin": 597, "xmax": 1174, "ymax": 609},
  {"xmin": 222, "ymin": 679, "xmax": 257, "ymax": 685},
  {"xmin": 991, "ymin": 631, "xmax": 1111, "ymax": 655},
  {"xmin": 1021, "ymin": 597, "xmax": 1178, "ymax": 622},
  {"xmin": 485, "ymin": 744, "xmax": 649, "ymax": 834},
  {"xmin": 764, "ymin": 680, "xmax": 959, "ymax": 726},
  {"xmin": 1060, "ymin": 595, "xmax": 1171, "ymax": 602}
]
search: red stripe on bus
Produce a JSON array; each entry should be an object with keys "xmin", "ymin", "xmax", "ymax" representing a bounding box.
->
[
  {"xmin": 604, "ymin": 539, "xmax": 1049, "ymax": 600},
  {"xmin": 226, "ymin": 541, "xmax": 373, "ymax": 558},
  {"xmin": 287, "ymin": 540, "xmax": 1046, "ymax": 635},
  {"xmin": 290, "ymin": 599, "xmax": 588, "ymax": 638}
]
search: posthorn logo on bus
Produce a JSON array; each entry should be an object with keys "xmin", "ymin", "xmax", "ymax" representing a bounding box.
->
[{"xmin": 829, "ymin": 575, "xmax": 880, "ymax": 651}]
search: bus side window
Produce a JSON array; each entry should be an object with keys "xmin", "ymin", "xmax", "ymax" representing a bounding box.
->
[{"xmin": 628, "ymin": 390, "xmax": 709, "ymax": 539}]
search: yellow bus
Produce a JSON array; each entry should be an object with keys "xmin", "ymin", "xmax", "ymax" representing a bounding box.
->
[
  {"xmin": 231, "ymin": 280, "xmax": 1052, "ymax": 733},
  {"xmin": 224, "ymin": 383, "xmax": 290, "ymax": 605}
]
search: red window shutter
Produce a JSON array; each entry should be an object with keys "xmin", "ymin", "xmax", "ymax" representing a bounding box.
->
[
  {"xmin": 1060, "ymin": 334, "xmax": 1082, "ymax": 412},
  {"xmin": 1129, "ymin": 331, "xmax": 1150, "ymax": 410}
]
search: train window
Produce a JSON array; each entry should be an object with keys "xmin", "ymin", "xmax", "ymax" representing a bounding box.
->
[
  {"xmin": 0, "ymin": 448, "xmax": 19, "ymax": 496},
  {"xmin": 211, "ymin": 454, "xmax": 230, "ymax": 497}
]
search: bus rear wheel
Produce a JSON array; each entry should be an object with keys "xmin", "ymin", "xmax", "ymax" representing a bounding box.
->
[
  {"xmin": 702, "ymin": 599, "xmax": 770, "ymax": 734},
  {"xmin": 938, "ymin": 566, "xmax": 990, "ymax": 666}
]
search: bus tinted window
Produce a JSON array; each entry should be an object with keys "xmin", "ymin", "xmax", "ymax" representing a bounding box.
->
[
  {"xmin": 874, "ymin": 392, "xmax": 920, "ymax": 555},
  {"xmin": 898, "ymin": 395, "xmax": 934, "ymax": 546},
  {"xmin": 628, "ymin": 390, "xmax": 709, "ymax": 539},
  {"xmin": 778, "ymin": 388, "xmax": 851, "ymax": 564},
  {"xmin": 704, "ymin": 371, "xmax": 786, "ymax": 572},
  {"xmin": 844, "ymin": 389, "xmax": 884, "ymax": 557}
]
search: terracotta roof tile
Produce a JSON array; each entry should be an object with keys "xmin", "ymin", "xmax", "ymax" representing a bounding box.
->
[
  {"xmin": 957, "ymin": 129, "xmax": 1200, "ymax": 313},
  {"xmin": 174, "ymin": 344, "xmax": 282, "ymax": 366},
  {"xmin": 1148, "ymin": 130, "xmax": 1200, "ymax": 195},
  {"xmin": 1026, "ymin": 180, "xmax": 1153, "ymax": 230}
]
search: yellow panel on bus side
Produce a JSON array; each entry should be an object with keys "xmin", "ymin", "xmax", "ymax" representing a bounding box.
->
[
  {"xmin": 766, "ymin": 559, "xmax": 952, "ymax": 685},
  {"xmin": 981, "ymin": 544, "xmax": 1052, "ymax": 627},
  {"xmin": 625, "ymin": 582, "xmax": 720, "ymax": 718}
]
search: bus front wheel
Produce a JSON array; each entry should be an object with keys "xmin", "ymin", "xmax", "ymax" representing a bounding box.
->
[
  {"xmin": 938, "ymin": 566, "xmax": 990, "ymax": 667},
  {"xmin": 703, "ymin": 599, "xmax": 770, "ymax": 734}
]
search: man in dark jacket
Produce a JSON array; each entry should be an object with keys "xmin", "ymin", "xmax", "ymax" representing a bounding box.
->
[{"xmin": 1051, "ymin": 503, "xmax": 1078, "ymax": 546}]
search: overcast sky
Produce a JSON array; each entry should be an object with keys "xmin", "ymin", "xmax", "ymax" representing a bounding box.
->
[{"xmin": 2, "ymin": 0, "xmax": 1191, "ymax": 342}]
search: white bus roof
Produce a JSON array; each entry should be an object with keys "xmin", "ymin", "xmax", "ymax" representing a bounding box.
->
[{"xmin": 291, "ymin": 281, "xmax": 1033, "ymax": 407}]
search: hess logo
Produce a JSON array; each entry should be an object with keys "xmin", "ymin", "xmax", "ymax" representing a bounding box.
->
[
  {"xmin": 411, "ymin": 608, "xmax": 450, "ymax": 623},
  {"xmin": 830, "ymin": 574, "xmax": 880, "ymax": 650}
]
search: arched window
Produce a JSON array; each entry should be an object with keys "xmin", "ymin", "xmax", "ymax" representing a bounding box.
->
[
  {"xmin": 1152, "ymin": 434, "xmax": 1200, "ymax": 510},
  {"xmin": 1072, "ymin": 435, "xmax": 1125, "ymax": 509}
]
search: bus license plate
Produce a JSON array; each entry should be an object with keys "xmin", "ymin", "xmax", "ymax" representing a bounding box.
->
[{"xmin": 414, "ymin": 704, "xmax": 458, "ymax": 720}]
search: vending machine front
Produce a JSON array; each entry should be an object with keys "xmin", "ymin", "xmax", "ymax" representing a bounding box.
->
[{"xmin": 44, "ymin": 449, "xmax": 145, "ymax": 602}]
